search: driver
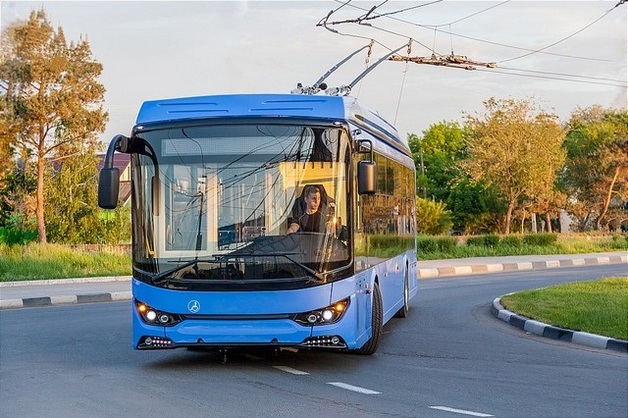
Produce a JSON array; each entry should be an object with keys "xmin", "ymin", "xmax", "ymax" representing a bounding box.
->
[{"xmin": 287, "ymin": 185, "xmax": 327, "ymax": 234}]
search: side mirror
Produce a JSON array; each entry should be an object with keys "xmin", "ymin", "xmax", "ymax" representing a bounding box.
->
[
  {"xmin": 357, "ymin": 161, "xmax": 376, "ymax": 195},
  {"xmin": 98, "ymin": 168, "xmax": 120, "ymax": 209}
]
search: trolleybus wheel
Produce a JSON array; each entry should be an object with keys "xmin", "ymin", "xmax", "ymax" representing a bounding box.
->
[
  {"xmin": 355, "ymin": 281, "xmax": 383, "ymax": 355},
  {"xmin": 394, "ymin": 266, "xmax": 409, "ymax": 318}
]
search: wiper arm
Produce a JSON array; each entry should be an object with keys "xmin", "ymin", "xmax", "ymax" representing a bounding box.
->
[
  {"xmin": 152, "ymin": 258, "xmax": 210, "ymax": 284},
  {"xmin": 279, "ymin": 254, "xmax": 326, "ymax": 282},
  {"xmin": 214, "ymin": 252, "xmax": 326, "ymax": 282}
]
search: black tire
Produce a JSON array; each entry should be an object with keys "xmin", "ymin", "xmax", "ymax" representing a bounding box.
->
[
  {"xmin": 355, "ymin": 281, "xmax": 383, "ymax": 355},
  {"xmin": 394, "ymin": 266, "xmax": 409, "ymax": 318}
]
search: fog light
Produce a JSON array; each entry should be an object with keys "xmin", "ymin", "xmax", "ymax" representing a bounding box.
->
[
  {"xmin": 302, "ymin": 335, "xmax": 346, "ymax": 348},
  {"xmin": 139, "ymin": 336, "xmax": 175, "ymax": 349}
]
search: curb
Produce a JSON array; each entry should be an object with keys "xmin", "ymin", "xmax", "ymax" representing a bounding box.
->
[
  {"xmin": 419, "ymin": 253, "xmax": 628, "ymax": 278},
  {"xmin": 491, "ymin": 297, "xmax": 628, "ymax": 353},
  {"xmin": 0, "ymin": 291, "xmax": 132, "ymax": 310}
]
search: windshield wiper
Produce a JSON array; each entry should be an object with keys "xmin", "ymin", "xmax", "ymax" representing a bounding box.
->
[
  {"xmin": 152, "ymin": 258, "xmax": 214, "ymax": 285},
  {"xmin": 278, "ymin": 254, "xmax": 326, "ymax": 282},
  {"xmin": 214, "ymin": 252, "xmax": 326, "ymax": 282},
  {"xmin": 152, "ymin": 251, "xmax": 326, "ymax": 285}
]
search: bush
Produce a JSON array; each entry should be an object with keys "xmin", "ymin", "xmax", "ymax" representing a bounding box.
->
[
  {"xmin": 523, "ymin": 233, "xmax": 558, "ymax": 246},
  {"xmin": 416, "ymin": 197, "xmax": 453, "ymax": 235},
  {"xmin": 485, "ymin": 234, "xmax": 500, "ymax": 247},
  {"xmin": 500, "ymin": 235, "xmax": 522, "ymax": 248},
  {"xmin": 417, "ymin": 235, "xmax": 439, "ymax": 253},
  {"xmin": 466, "ymin": 236, "xmax": 485, "ymax": 247},
  {"xmin": 0, "ymin": 226, "xmax": 38, "ymax": 245},
  {"xmin": 466, "ymin": 234, "xmax": 500, "ymax": 248},
  {"xmin": 610, "ymin": 235, "xmax": 628, "ymax": 249},
  {"xmin": 435, "ymin": 236, "xmax": 457, "ymax": 252},
  {"xmin": 416, "ymin": 235, "xmax": 459, "ymax": 254}
]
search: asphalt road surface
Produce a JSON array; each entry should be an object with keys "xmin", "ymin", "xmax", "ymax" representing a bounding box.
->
[{"xmin": 1, "ymin": 264, "xmax": 626, "ymax": 418}]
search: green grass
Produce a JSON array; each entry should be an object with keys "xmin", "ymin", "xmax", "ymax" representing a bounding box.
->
[
  {"xmin": 417, "ymin": 233, "xmax": 628, "ymax": 260},
  {"xmin": 418, "ymin": 243, "xmax": 565, "ymax": 260},
  {"xmin": 0, "ymin": 243, "xmax": 131, "ymax": 282},
  {"xmin": 500, "ymin": 277, "xmax": 628, "ymax": 340}
]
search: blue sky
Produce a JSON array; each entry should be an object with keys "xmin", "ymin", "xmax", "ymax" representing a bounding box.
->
[{"xmin": 2, "ymin": 1, "xmax": 626, "ymax": 143}]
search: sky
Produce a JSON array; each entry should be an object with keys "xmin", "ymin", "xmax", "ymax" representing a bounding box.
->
[{"xmin": 1, "ymin": 1, "xmax": 626, "ymax": 144}]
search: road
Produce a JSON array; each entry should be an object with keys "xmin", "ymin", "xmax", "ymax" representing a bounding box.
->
[{"xmin": 1, "ymin": 264, "xmax": 626, "ymax": 418}]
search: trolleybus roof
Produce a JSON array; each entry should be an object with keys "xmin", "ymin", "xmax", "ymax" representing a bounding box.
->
[{"xmin": 135, "ymin": 93, "xmax": 409, "ymax": 155}]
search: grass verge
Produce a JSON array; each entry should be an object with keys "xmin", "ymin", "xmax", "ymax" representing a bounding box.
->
[
  {"xmin": 417, "ymin": 233, "xmax": 627, "ymax": 260},
  {"xmin": 0, "ymin": 243, "xmax": 131, "ymax": 281},
  {"xmin": 500, "ymin": 277, "xmax": 628, "ymax": 341}
]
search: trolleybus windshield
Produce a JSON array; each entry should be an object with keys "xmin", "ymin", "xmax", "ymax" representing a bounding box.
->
[{"xmin": 130, "ymin": 122, "xmax": 352, "ymax": 289}]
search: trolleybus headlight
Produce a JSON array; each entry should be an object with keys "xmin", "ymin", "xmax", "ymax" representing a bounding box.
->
[
  {"xmin": 135, "ymin": 300, "xmax": 183, "ymax": 326},
  {"xmin": 293, "ymin": 298, "xmax": 349, "ymax": 326},
  {"xmin": 146, "ymin": 310, "xmax": 157, "ymax": 322}
]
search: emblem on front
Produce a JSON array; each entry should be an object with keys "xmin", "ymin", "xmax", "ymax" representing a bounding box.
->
[{"xmin": 187, "ymin": 300, "xmax": 200, "ymax": 313}]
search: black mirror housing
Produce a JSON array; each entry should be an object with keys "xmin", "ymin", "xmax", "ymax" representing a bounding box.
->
[
  {"xmin": 98, "ymin": 168, "xmax": 120, "ymax": 209},
  {"xmin": 357, "ymin": 161, "xmax": 376, "ymax": 195}
]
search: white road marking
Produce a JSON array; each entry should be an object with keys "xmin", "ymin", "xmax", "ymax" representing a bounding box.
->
[
  {"xmin": 273, "ymin": 366, "xmax": 309, "ymax": 375},
  {"xmin": 327, "ymin": 382, "xmax": 381, "ymax": 395},
  {"xmin": 429, "ymin": 406, "xmax": 493, "ymax": 417}
]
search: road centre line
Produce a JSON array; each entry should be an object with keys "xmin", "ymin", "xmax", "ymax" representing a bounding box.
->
[
  {"xmin": 273, "ymin": 368, "xmax": 380, "ymax": 395},
  {"xmin": 273, "ymin": 366, "xmax": 309, "ymax": 375},
  {"xmin": 327, "ymin": 382, "xmax": 381, "ymax": 395},
  {"xmin": 429, "ymin": 405, "xmax": 493, "ymax": 417}
]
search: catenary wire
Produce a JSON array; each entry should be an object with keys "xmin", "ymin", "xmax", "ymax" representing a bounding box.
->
[
  {"xmin": 324, "ymin": 1, "xmax": 624, "ymax": 87},
  {"xmin": 331, "ymin": 0, "xmax": 616, "ymax": 63}
]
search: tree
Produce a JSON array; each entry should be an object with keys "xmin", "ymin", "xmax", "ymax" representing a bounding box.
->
[
  {"xmin": 462, "ymin": 98, "xmax": 565, "ymax": 234},
  {"xmin": 409, "ymin": 121, "xmax": 506, "ymax": 234},
  {"xmin": 44, "ymin": 149, "xmax": 99, "ymax": 243},
  {"xmin": 529, "ymin": 189, "xmax": 567, "ymax": 233},
  {"xmin": 446, "ymin": 178, "xmax": 505, "ymax": 234},
  {"xmin": 0, "ymin": 9, "xmax": 108, "ymax": 243},
  {"xmin": 562, "ymin": 106, "xmax": 628, "ymax": 231},
  {"xmin": 0, "ymin": 23, "xmax": 21, "ymax": 231},
  {"xmin": 408, "ymin": 121, "xmax": 466, "ymax": 201}
]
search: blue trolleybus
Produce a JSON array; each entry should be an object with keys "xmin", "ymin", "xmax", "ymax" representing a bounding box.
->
[{"xmin": 99, "ymin": 93, "xmax": 418, "ymax": 355}]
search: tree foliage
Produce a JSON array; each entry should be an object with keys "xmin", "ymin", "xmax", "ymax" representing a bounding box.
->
[
  {"xmin": 446, "ymin": 179, "xmax": 505, "ymax": 234},
  {"xmin": 0, "ymin": 165, "xmax": 38, "ymax": 243},
  {"xmin": 462, "ymin": 98, "xmax": 565, "ymax": 234},
  {"xmin": 561, "ymin": 106, "xmax": 628, "ymax": 231},
  {"xmin": 408, "ymin": 121, "xmax": 466, "ymax": 201},
  {"xmin": 0, "ymin": 9, "xmax": 108, "ymax": 243},
  {"xmin": 409, "ymin": 121, "xmax": 507, "ymax": 234},
  {"xmin": 44, "ymin": 149, "xmax": 109, "ymax": 243},
  {"xmin": 415, "ymin": 196, "xmax": 453, "ymax": 235}
]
